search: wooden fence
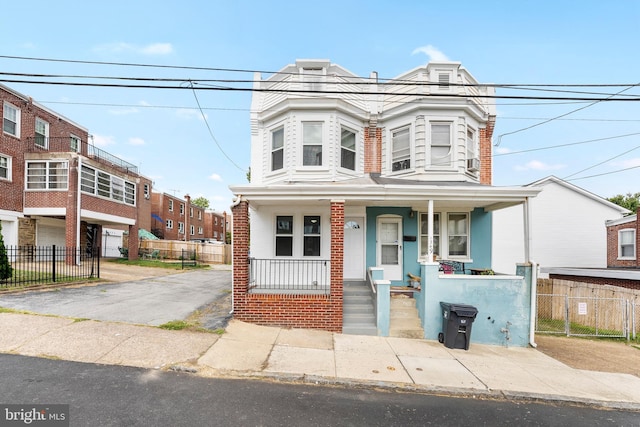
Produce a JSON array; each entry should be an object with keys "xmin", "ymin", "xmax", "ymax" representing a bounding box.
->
[{"xmin": 139, "ymin": 240, "xmax": 231, "ymax": 264}]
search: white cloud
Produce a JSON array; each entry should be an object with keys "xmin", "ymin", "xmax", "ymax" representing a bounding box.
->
[
  {"xmin": 495, "ymin": 147, "xmax": 512, "ymax": 155},
  {"xmin": 91, "ymin": 134, "xmax": 115, "ymax": 147},
  {"xmin": 209, "ymin": 173, "xmax": 223, "ymax": 182},
  {"xmin": 176, "ymin": 109, "xmax": 207, "ymax": 121},
  {"xmin": 514, "ymin": 160, "xmax": 565, "ymax": 171},
  {"xmin": 615, "ymin": 158, "xmax": 640, "ymax": 168},
  {"xmin": 129, "ymin": 137, "xmax": 145, "ymax": 146},
  {"xmin": 93, "ymin": 42, "xmax": 174, "ymax": 55},
  {"xmin": 108, "ymin": 107, "xmax": 139, "ymax": 115},
  {"xmin": 411, "ymin": 45, "xmax": 450, "ymax": 62}
]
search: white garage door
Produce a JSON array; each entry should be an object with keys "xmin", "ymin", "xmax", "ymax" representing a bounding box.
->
[
  {"xmin": 102, "ymin": 228, "xmax": 124, "ymax": 258},
  {"xmin": 37, "ymin": 223, "xmax": 66, "ymax": 248}
]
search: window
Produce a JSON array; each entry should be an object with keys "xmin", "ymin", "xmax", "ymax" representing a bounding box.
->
[
  {"xmin": 302, "ymin": 122, "xmax": 322, "ymax": 166},
  {"xmin": 619, "ymin": 229, "xmax": 636, "ymax": 259},
  {"xmin": 466, "ymin": 128, "xmax": 478, "ymax": 171},
  {"xmin": 3, "ymin": 102, "xmax": 20, "ymax": 137},
  {"xmin": 198, "ymin": 210, "xmax": 202, "ymax": 220},
  {"xmin": 302, "ymin": 67, "xmax": 323, "ymax": 91},
  {"xmin": 341, "ymin": 128, "xmax": 356, "ymax": 171},
  {"xmin": 303, "ymin": 215, "xmax": 321, "ymax": 256},
  {"xmin": 190, "ymin": 225, "xmax": 195, "ymax": 236},
  {"xmin": 166, "ymin": 219, "xmax": 173, "ymax": 229},
  {"xmin": 420, "ymin": 213, "xmax": 440, "ymax": 258},
  {"xmin": 448, "ymin": 213, "xmax": 468, "ymax": 257},
  {"xmin": 214, "ymin": 217, "xmax": 218, "ymax": 225},
  {"xmin": 180, "ymin": 203, "xmax": 184, "ymax": 215},
  {"xmin": 178, "ymin": 222, "xmax": 185, "ymax": 234},
  {"xmin": 35, "ymin": 118, "xmax": 49, "ymax": 148},
  {"xmin": 391, "ymin": 127, "xmax": 410, "ymax": 171},
  {"xmin": 26, "ymin": 161, "xmax": 68, "ymax": 190},
  {"xmin": 214, "ymin": 231, "xmax": 218, "ymax": 239},
  {"xmin": 143, "ymin": 183, "xmax": 150, "ymax": 199},
  {"xmin": 198, "ymin": 227, "xmax": 203, "ymax": 235},
  {"xmin": 271, "ymin": 127, "xmax": 284, "ymax": 171},
  {"xmin": 275, "ymin": 216, "xmax": 293, "ymax": 256},
  {"xmin": 0, "ymin": 155, "xmax": 10, "ymax": 180},
  {"xmin": 190, "ymin": 207, "xmax": 193, "ymax": 218},
  {"xmin": 431, "ymin": 122, "xmax": 451, "ymax": 167},
  {"xmin": 80, "ymin": 165, "xmax": 135, "ymax": 205},
  {"xmin": 70, "ymin": 135, "xmax": 80, "ymax": 152},
  {"xmin": 168, "ymin": 200, "xmax": 174, "ymax": 212}
]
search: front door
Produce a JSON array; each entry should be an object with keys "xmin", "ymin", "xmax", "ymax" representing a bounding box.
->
[
  {"xmin": 343, "ymin": 217, "xmax": 365, "ymax": 280},
  {"xmin": 377, "ymin": 216, "xmax": 402, "ymax": 281}
]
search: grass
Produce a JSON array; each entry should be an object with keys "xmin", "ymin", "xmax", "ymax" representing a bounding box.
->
[
  {"xmin": 537, "ymin": 317, "xmax": 640, "ymax": 344},
  {"xmin": 107, "ymin": 258, "xmax": 208, "ymax": 270}
]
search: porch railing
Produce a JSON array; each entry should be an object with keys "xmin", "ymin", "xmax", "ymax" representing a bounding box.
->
[
  {"xmin": 249, "ymin": 258, "xmax": 330, "ymax": 294},
  {"xmin": 1, "ymin": 245, "xmax": 100, "ymax": 289}
]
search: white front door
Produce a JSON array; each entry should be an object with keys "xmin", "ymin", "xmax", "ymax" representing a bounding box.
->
[
  {"xmin": 343, "ymin": 217, "xmax": 364, "ymax": 280},
  {"xmin": 377, "ymin": 216, "xmax": 402, "ymax": 281}
]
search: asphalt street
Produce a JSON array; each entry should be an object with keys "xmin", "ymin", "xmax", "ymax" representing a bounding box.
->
[{"xmin": 0, "ymin": 269, "xmax": 232, "ymax": 326}]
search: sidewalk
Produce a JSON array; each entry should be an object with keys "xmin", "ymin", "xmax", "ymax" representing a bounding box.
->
[{"xmin": 1, "ymin": 312, "xmax": 639, "ymax": 411}]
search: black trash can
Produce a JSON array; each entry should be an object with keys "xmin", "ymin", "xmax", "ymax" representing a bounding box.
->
[{"xmin": 438, "ymin": 302, "xmax": 478, "ymax": 350}]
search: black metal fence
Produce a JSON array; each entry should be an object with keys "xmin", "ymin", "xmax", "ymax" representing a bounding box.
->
[
  {"xmin": 249, "ymin": 258, "xmax": 330, "ymax": 294},
  {"xmin": 0, "ymin": 245, "xmax": 100, "ymax": 289}
]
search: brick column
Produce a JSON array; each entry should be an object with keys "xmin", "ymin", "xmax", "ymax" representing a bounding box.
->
[
  {"xmin": 364, "ymin": 121, "xmax": 381, "ymax": 174},
  {"xmin": 65, "ymin": 157, "xmax": 79, "ymax": 265},
  {"xmin": 330, "ymin": 200, "xmax": 344, "ymax": 330},
  {"xmin": 128, "ymin": 224, "xmax": 139, "ymax": 260},
  {"xmin": 479, "ymin": 115, "xmax": 495, "ymax": 185},
  {"xmin": 232, "ymin": 200, "xmax": 250, "ymax": 303}
]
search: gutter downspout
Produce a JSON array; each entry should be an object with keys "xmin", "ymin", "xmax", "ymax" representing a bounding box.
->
[
  {"xmin": 228, "ymin": 195, "xmax": 243, "ymax": 314},
  {"xmin": 76, "ymin": 156, "xmax": 82, "ymax": 265},
  {"xmin": 523, "ymin": 197, "xmax": 537, "ymax": 348}
]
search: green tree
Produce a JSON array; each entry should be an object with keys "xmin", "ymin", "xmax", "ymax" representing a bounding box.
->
[
  {"xmin": 608, "ymin": 192, "xmax": 640, "ymax": 215},
  {"xmin": 191, "ymin": 196, "xmax": 210, "ymax": 209},
  {"xmin": 0, "ymin": 222, "xmax": 12, "ymax": 281}
]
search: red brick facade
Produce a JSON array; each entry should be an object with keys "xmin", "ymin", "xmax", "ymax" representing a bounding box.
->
[
  {"xmin": 231, "ymin": 199, "xmax": 344, "ymax": 332},
  {"xmin": 606, "ymin": 209, "xmax": 640, "ymax": 269},
  {"xmin": 364, "ymin": 125, "xmax": 382, "ymax": 174},
  {"xmin": 151, "ymin": 192, "xmax": 212, "ymax": 241},
  {"xmin": 479, "ymin": 115, "xmax": 495, "ymax": 185}
]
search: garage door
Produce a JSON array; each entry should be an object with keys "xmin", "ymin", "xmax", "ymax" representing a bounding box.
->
[{"xmin": 38, "ymin": 223, "xmax": 66, "ymax": 248}]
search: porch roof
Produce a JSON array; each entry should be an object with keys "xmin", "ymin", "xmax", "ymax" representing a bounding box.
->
[{"xmin": 230, "ymin": 176, "xmax": 541, "ymax": 211}]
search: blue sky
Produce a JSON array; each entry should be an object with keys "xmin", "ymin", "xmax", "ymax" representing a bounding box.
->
[{"xmin": 3, "ymin": 1, "xmax": 640, "ymax": 212}]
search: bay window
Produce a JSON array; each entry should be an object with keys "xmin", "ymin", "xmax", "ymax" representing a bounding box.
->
[
  {"xmin": 430, "ymin": 122, "xmax": 451, "ymax": 167},
  {"xmin": 302, "ymin": 122, "xmax": 322, "ymax": 166},
  {"xmin": 391, "ymin": 126, "xmax": 410, "ymax": 171},
  {"xmin": 271, "ymin": 127, "xmax": 284, "ymax": 171},
  {"xmin": 340, "ymin": 128, "xmax": 356, "ymax": 171}
]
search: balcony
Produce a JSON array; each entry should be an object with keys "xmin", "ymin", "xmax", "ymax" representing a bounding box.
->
[{"xmin": 25, "ymin": 137, "xmax": 138, "ymax": 175}]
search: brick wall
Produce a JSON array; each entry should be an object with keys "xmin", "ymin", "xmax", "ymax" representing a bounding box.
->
[
  {"xmin": 606, "ymin": 210, "xmax": 640, "ymax": 268},
  {"xmin": 479, "ymin": 115, "xmax": 495, "ymax": 185},
  {"xmin": 364, "ymin": 125, "xmax": 381, "ymax": 174},
  {"xmin": 231, "ymin": 199, "xmax": 344, "ymax": 332}
]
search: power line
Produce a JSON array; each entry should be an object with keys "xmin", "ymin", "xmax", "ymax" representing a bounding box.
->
[
  {"xmin": 563, "ymin": 144, "xmax": 640, "ymax": 179},
  {"xmin": 494, "ymin": 132, "xmax": 640, "ymax": 156},
  {"xmin": 566, "ymin": 164, "xmax": 640, "ymax": 182}
]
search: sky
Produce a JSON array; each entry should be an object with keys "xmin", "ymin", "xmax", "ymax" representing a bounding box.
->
[{"xmin": 3, "ymin": 1, "xmax": 640, "ymax": 212}]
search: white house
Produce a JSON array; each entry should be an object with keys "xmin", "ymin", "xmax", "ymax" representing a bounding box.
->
[{"xmin": 492, "ymin": 176, "xmax": 629, "ymax": 276}]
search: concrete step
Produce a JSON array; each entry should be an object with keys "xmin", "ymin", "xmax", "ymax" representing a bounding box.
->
[
  {"xmin": 343, "ymin": 281, "xmax": 376, "ymax": 336},
  {"xmin": 389, "ymin": 297, "xmax": 424, "ymax": 339}
]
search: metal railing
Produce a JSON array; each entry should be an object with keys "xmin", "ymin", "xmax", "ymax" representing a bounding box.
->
[
  {"xmin": 25, "ymin": 137, "xmax": 138, "ymax": 174},
  {"xmin": 249, "ymin": 258, "xmax": 330, "ymax": 294},
  {"xmin": 0, "ymin": 245, "xmax": 100, "ymax": 289}
]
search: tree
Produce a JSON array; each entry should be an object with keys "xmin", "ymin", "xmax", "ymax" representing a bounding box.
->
[
  {"xmin": 608, "ymin": 192, "xmax": 640, "ymax": 215},
  {"xmin": 191, "ymin": 196, "xmax": 210, "ymax": 209},
  {"xmin": 0, "ymin": 222, "xmax": 12, "ymax": 281}
]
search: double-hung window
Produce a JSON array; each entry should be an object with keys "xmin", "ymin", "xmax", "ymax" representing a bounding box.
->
[
  {"xmin": 180, "ymin": 203, "xmax": 184, "ymax": 216},
  {"xmin": 419, "ymin": 213, "xmax": 441, "ymax": 258},
  {"xmin": 35, "ymin": 118, "xmax": 49, "ymax": 149},
  {"xmin": 26, "ymin": 161, "xmax": 68, "ymax": 190},
  {"xmin": 303, "ymin": 216, "xmax": 321, "ymax": 256},
  {"xmin": 166, "ymin": 219, "xmax": 173, "ymax": 229},
  {"xmin": 3, "ymin": 102, "xmax": 20, "ymax": 137},
  {"xmin": 70, "ymin": 135, "xmax": 80, "ymax": 152},
  {"xmin": 178, "ymin": 222, "xmax": 185, "ymax": 234},
  {"xmin": 340, "ymin": 128, "xmax": 356, "ymax": 171},
  {"xmin": 302, "ymin": 122, "xmax": 322, "ymax": 166},
  {"xmin": 0, "ymin": 155, "xmax": 10, "ymax": 180},
  {"xmin": 619, "ymin": 229, "xmax": 636, "ymax": 259},
  {"xmin": 391, "ymin": 127, "xmax": 410, "ymax": 171},
  {"xmin": 271, "ymin": 127, "xmax": 284, "ymax": 171},
  {"xmin": 430, "ymin": 122, "xmax": 452, "ymax": 167},
  {"xmin": 275, "ymin": 216, "xmax": 293, "ymax": 256},
  {"xmin": 168, "ymin": 200, "xmax": 174, "ymax": 212},
  {"xmin": 190, "ymin": 225, "xmax": 195, "ymax": 236},
  {"xmin": 448, "ymin": 213, "xmax": 468, "ymax": 257}
]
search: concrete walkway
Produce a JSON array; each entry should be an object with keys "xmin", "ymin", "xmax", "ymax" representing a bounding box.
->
[{"xmin": 1, "ymin": 313, "xmax": 639, "ymax": 411}]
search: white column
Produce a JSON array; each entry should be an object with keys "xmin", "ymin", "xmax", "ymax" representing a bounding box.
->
[{"xmin": 428, "ymin": 199, "xmax": 434, "ymax": 263}]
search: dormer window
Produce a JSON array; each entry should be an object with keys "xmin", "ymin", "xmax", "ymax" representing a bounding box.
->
[
  {"xmin": 391, "ymin": 126, "xmax": 411, "ymax": 172},
  {"xmin": 302, "ymin": 122, "xmax": 322, "ymax": 166},
  {"xmin": 302, "ymin": 67, "xmax": 324, "ymax": 92}
]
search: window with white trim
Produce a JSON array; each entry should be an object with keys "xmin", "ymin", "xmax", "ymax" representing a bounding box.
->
[
  {"xmin": 271, "ymin": 127, "xmax": 284, "ymax": 171},
  {"xmin": 303, "ymin": 215, "xmax": 321, "ymax": 256},
  {"xmin": 619, "ymin": 229, "xmax": 636, "ymax": 259},
  {"xmin": 168, "ymin": 200, "xmax": 174, "ymax": 212},
  {"xmin": 70, "ymin": 135, "xmax": 80, "ymax": 152},
  {"xmin": 419, "ymin": 213, "xmax": 440, "ymax": 258},
  {"xmin": 178, "ymin": 222, "xmax": 185, "ymax": 234},
  {"xmin": 198, "ymin": 227, "xmax": 203, "ymax": 235},
  {"xmin": 198, "ymin": 210, "xmax": 202, "ymax": 220},
  {"xmin": 391, "ymin": 126, "xmax": 411, "ymax": 171},
  {"xmin": 340, "ymin": 127, "xmax": 356, "ymax": 171},
  {"xmin": 302, "ymin": 122, "xmax": 322, "ymax": 166},
  {"xmin": 26, "ymin": 161, "xmax": 68, "ymax": 190},
  {"xmin": 430, "ymin": 122, "xmax": 452, "ymax": 167},
  {"xmin": 166, "ymin": 219, "xmax": 173, "ymax": 229},
  {"xmin": 180, "ymin": 203, "xmax": 184, "ymax": 216},
  {"xmin": 143, "ymin": 183, "xmax": 150, "ymax": 199},
  {"xmin": 190, "ymin": 207, "xmax": 193, "ymax": 218},
  {"xmin": 0, "ymin": 155, "xmax": 10, "ymax": 181},
  {"xmin": 3, "ymin": 102, "xmax": 20, "ymax": 137},
  {"xmin": 190, "ymin": 225, "xmax": 195, "ymax": 236},
  {"xmin": 79, "ymin": 165, "xmax": 135, "ymax": 205},
  {"xmin": 35, "ymin": 118, "xmax": 49, "ymax": 148},
  {"xmin": 275, "ymin": 215, "xmax": 293, "ymax": 256},
  {"xmin": 466, "ymin": 127, "xmax": 478, "ymax": 172},
  {"xmin": 448, "ymin": 213, "xmax": 468, "ymax": 257}
]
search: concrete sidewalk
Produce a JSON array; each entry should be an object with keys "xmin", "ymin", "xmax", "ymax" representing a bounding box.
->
[{"xmin": 1, "ymin": 313, "xmax": 639, "ymax": 410}]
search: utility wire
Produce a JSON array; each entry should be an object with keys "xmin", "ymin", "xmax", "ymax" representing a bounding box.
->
[
  {"xmin": 566, "ymin": 164, "xmax": 640, "ymax": 181},
  {"xmin": 563, "ymin": 144, "xmax": 640, "ymax": 179},
  {"xmin": 494, "ymin": 132, "xmax": 640, "ymax": 156}
]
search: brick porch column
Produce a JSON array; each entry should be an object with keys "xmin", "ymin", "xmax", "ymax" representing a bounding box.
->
[
  {"xmin": 232, "ymin": 199, "xmax": 250, "ymax": 302},
  {"xmin": 330, "ymin": 200, "xmax": 344, "ymax": 330}
]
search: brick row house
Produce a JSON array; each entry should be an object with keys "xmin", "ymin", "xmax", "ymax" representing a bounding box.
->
[
  {"xmin": 229, "ymin": 60, "xmax": 542, "ymax": 345},
  {"xmin": 150, "ymin": 192, "xmax": 227, "ymax": 242},
  {"xmin": 0, "ymin": 83, "xmax": 151, "ymax": 260}
]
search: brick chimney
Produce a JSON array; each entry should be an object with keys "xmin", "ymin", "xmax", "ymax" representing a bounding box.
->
[
  {"xmin": 364, "ymin": 117, "xmax": 381, "ymax": 174},
  {"xmin": 479, "ymin": 115, "xmax": 496, "ymax": 185}
]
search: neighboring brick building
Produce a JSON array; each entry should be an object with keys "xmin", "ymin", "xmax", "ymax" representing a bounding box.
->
[
  {"xmin": 150, "ymin": 192, "xmax": 214, "ymax": 241},
  {"xmin": 606, "ymin": 208, "xmax": 640, "ymax": 269},
  {"xmin": 0, "ymin": 83, "xmax": 152, "ymax": 260},
  {"xmin": 203, "ymin": 210, "xmax": 226, "ymax": 242}
]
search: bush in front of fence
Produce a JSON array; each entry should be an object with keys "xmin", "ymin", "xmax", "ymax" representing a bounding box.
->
[{"xmin": 0, "ymin": 223, "xmax": 12, "ymax": 281}]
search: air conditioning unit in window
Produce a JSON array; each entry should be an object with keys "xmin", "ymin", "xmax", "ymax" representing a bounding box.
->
[{"xmin": 467, "ymin": 158, "xmax": 480, "ymax": 172}]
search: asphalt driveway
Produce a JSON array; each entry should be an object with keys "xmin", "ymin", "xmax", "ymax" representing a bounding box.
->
[{"xmin": 0, "ymin": 269, "xmax": 231, "ymax": 327}]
